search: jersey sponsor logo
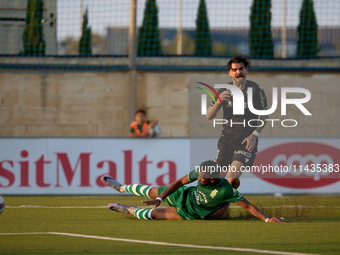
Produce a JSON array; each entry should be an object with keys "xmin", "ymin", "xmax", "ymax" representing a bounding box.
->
[
  {"xmin": 234, "ymin": 150, "xmax": 252, "ymax": 158},
  {"xmin": 195, "ymin": 190, "xmax": 208, "ymax": 204},
  {"xmin": 253, "ymin": 142, "xmax": 340, "ymax": 188},
  {"xmin": 210, "ymin": 189, "xmax": 218, "ymax": 198},
  {"xmin": 194, "ymin": 190, "xmax": 200, "ymax": 204}
]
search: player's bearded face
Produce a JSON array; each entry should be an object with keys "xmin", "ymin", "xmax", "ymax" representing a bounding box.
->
[{"xmin": 229, "ymin": 63, "xmax": 247, "ymax": 85}]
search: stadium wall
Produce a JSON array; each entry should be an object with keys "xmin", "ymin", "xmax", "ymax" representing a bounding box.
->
[{"xmin": 0, "ymin": 68, "xmax": 339, "ymax": 137}]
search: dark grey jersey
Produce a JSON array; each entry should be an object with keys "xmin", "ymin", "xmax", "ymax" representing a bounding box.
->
[{"xmin": 211, "ymin": 80, "xmax": 268, "ymax": 137}]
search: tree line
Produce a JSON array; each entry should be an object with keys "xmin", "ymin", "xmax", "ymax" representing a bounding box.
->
[{"xmin": 22, "ymin": 0, "xmax": 319, "ymax": 58}]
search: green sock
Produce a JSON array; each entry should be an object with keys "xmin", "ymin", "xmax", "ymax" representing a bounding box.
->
[
  {"xmin": 132, "ymin": 208, "xmax": 154, "ymax": 220},
  {"xmin": 124, "ymin": 184, "xmax": 152, "ymax": 199}
]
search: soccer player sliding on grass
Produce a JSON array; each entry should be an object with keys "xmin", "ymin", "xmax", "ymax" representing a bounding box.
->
[{"xmin": 101, "ymin": 160, "xmax": 284, "ymax": 222}]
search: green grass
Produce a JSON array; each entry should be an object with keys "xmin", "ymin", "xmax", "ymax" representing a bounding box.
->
[{"xmin": 1, "ymin": 195, "xmax": 340, "ymax": 255}]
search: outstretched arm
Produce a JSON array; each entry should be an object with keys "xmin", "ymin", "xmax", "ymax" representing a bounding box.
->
[
  {"xmin": 236, "ymin": 199, "xmax": 284, "ymax": 222},
  {"xmin": 142, "ymin": 175, "xmax": 191, "ymax": 208}
]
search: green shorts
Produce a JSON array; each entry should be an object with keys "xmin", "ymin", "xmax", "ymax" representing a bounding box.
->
[{"xmin": 157, "ymin": 186, "xmax": 197, "ymax": 220}]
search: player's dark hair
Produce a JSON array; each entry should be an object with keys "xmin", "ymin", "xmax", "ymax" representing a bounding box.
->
[
  {"xmin": 135, "ymin": 109, "xmax": 146, "ymax": 116},
  {"xmin": 199, "ymin": 160, "xmax": 217, "ymax": 169},
  {"xmin": 227, "ymin": 54, "xmax": 251, "ymax": 71},
  {"xmin": 198, "ymin": 160, "xmax": 221, "ymax": 179}
]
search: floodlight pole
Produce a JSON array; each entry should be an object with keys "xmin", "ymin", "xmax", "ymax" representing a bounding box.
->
[
  {"xmin": 281, "ymin": 0, "xmax": 287, "ymax": 59},
  {"xmin": 177, "ymin": 0, "xmax": 182, "ymax": 55},
  {"xmin": 128, "ymin": 0, "xmax": 137, "ymax": 125}
]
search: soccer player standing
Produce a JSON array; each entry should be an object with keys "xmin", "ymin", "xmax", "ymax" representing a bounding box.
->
[{"xmin": 206, "ymin": 55, "xmax": 269, "ymax": 189}]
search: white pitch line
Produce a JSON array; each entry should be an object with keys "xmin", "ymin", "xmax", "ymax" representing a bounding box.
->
[
  {"xmin": 48, "ymin": 232, "xmax": 319, "ymax": 255},
  {"xmin": 6, "ymin": 205, "xmax": 108, "ymax": 208},
  {"xmin": 0, "ymin": 232, "xmax": 319, "ymax": 255},
  {"xmin": 6, "ymin": 205, "xmax": 340, "ymax": 209},
  {"xmin": 0, "ymin": 232, "xmax": 46, "ymax": 235}
]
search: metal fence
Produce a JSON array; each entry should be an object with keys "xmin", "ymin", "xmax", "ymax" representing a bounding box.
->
[{"xmin": 0, "ymin": 0, "xmax": 339, "ymax": 71}]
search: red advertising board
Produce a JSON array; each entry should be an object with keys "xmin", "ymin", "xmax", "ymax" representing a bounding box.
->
[
  {"xmin": 253, "ymin": 142, "xmax": 340, "ymax": 188},
  {"xmin": 0, "ymin": 138, "xmax": 339, "ymax": 194}
]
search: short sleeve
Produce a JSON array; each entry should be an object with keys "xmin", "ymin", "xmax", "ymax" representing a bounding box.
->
[
  {"xmin": 187, "ymin": 168, "xmax": 199, "ymax": 182},
  {"xmin": 224, "ymin": 188, "xmax": 245, "ymax": 203}
]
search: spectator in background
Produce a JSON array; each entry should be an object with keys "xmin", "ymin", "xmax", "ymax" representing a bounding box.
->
[{"xmin": 129, "ymin": 109, "xmax": 159, "ymax": 138}]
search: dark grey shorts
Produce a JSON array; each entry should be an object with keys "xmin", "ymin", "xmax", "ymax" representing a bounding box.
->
[{"xmin": 214, "ymin": 133, "xmax": 258, "ymax": 169}]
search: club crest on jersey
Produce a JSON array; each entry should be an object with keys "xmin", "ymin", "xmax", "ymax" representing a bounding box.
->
[
  {"xmin": 232, "ymin": 188, "xmax": 238, "ymax": 195},
  {"xmin": 210, "ymin": 189, "xmax": 218, "ymax": 198}
]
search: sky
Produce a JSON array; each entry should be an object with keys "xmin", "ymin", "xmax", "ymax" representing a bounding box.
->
[{"xmin": 57, "ymin": 0, "xmax": 340, "ymax": 40}]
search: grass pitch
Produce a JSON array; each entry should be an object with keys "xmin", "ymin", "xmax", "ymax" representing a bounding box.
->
[{"xmin": 1, "ymin": 195, "xmax": 339, "ymax": 255}]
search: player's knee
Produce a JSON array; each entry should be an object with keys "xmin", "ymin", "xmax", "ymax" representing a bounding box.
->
[
  {"xmin": 228, "ymin": 178, "xmax": 240, "ymax": 189},
  {"xmin": 148, "ymin": 187, "xmax": 159, "ymax": 199}
]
